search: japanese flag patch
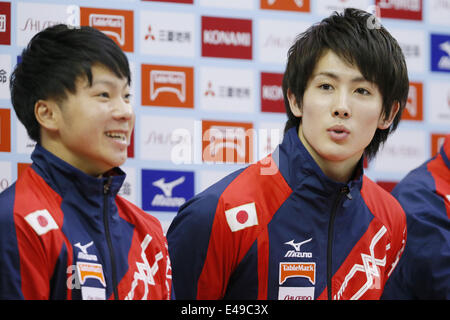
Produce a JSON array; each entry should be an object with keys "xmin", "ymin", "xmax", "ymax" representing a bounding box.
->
[
  {"xmin": 24, "ymin": 209, "xmax": 59, "ymax": 236},
  {"xmin": 225, "ymin": 202, "xmax": 258, "ymax": 232}
]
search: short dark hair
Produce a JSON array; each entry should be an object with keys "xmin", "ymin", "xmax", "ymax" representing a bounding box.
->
[
  {"xmin": 10, "ymin": 24, "xmax": 131, "ymax": 143},
  {"xmin": 282, "ymin": 8, "xmax": 409, "ymax": 159}
]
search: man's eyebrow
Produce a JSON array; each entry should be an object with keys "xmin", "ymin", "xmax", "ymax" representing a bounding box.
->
[
  {"xmin": 90, "ymin": 78, "xmax": 129, "ymax": 89},
  {"xmin": 313, "ymin": 72, "xmax": 369, "ymax": 83}
]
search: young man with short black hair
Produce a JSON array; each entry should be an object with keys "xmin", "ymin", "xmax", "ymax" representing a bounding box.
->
[
  {"xmin": 0, "ymin": 24, "xmax": 171, "ymax": 300},
  {"xmin": 167, "ymin": 8, "xmax": 408, "ymax": 300}
]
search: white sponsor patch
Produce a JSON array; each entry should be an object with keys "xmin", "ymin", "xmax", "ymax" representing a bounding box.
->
[
  {"xmin": 81, "ymin": 286, "xmax": 106, "ymax": 300},
  {"xmin": 278, "ymin": 287, "xmax": 314, "ymax": 300}
]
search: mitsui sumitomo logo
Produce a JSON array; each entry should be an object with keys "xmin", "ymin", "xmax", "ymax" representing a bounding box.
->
[{"xmin": 142, "ymin": 169, "xmax": 194, "ymax": 212}]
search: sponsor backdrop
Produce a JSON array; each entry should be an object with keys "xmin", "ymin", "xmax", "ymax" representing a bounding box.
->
[{"xmin": 0, "ymin": 0, "xmax": 449, "ymax": 232}]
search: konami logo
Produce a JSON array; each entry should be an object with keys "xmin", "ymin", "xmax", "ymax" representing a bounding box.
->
[
  {"xmin": 80, "ymin": 7, "xmax": 134, "ymax": 52},
  {"xmin": 376, "ymin": 0, "xmax": 422, "ymax": 20},
  {"xmin": 260, "ymin": 0, "xmax": 310, "ymax": 12},
  {"xmin": 261, "ymin": 72, "xmax": 284, "ymax": 113},
  {"xmin": 202, "ymin": 120, "xmax": 253, "ymax": 164},
  {"xmin": 402, "ymin": 82, "xmax": 423, "ymax": 121},
  {"xmin": 141, "ymin": 64, "xmax": 194, "ymax": 108},
  {"xmin": 201, "ymin": 16, "xmax": 252, "ymax": 60}
]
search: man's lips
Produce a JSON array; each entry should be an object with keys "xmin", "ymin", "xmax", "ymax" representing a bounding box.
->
[
  {"xmin": 327, "ymin": 125, "xmax": 350, "ymax": 134},
  {"xmin": 327, "ymin": 125, "xmax": 350, "ymax": 141},
  {"xmin": 105, "ymin": 130, "xmax": 129, "ymax": 143}
]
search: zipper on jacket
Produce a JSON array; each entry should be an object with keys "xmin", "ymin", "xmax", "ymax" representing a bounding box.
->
[
  {"xmin": 326, "ymin": 186, "xmax": 351, "ymax": 300},
  {"xmin": 103, "ymin": 176, "xmax": 119, "ymax": 300}
]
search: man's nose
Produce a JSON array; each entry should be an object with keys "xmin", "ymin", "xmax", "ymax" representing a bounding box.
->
[
  {"xmin": 113, "ymin": 98, "xmax": 133, "ymax": 120},
  {"xmin": 332, "ymin": 92, "xmax": 351, "ymax": 119}
]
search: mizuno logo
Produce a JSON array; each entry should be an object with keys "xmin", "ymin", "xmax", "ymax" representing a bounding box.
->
[
  {"xmin": 152, "ymin": 176, "xmax": 185, "ymax": 197},
  {"xmin": 75, "ymin": 241, "xmax": 94, "ymax": 254},
  {"xmin": 74, "ymin": 241, "xmax": 98, "ymax": 262},
  {"xmin": 440, "ymin": 41, "xmax": 450, "ymax": 57},
  {"xmin": 284, "ymin": 238, "xmax": 313, "ymax": 258},
  {"xmin": 285, "ymin": 238, "xmax": 312, "ymax": 251}
]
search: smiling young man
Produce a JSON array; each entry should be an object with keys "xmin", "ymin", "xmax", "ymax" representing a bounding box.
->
[
  {"xmin": 167, "ymin": 8, "xmax": 409, "ymax": 300},
  {"xmin": 0, "ymin": 25, "xmax": 171, "ymax": 300}
]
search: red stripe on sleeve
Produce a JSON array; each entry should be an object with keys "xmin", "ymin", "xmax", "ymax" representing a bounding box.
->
[
  {"xmin": 13, "ymin": 168, "xmax": 70, "ymax": 299},
  {"xmin": 196, "ymin": 155, "xmax": 292, "ymax": 299}
]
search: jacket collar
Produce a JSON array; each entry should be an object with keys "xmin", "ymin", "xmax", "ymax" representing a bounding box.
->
[
  {"xmin": 275, "ymin": 127, "xmax": 364, "ymax": 195},
  {"xmin": 30, "ymin": 144, "xmax": 126, "ymax": 200}
]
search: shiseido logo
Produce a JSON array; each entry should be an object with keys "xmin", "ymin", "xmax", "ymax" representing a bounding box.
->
[
  {"xmin": 262, "ymin": 35, "xmax": 294, "ymax": 49},
  {"xmin": 20, "ymin": 18, "xmax": 63, "ymax": 32},
  {"xmin": 144, "ymin": 130, "xmax": 189, "ymax": 146}
]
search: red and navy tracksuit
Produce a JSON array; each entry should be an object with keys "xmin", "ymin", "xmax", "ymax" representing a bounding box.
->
[
  {"xmin": 382, "ymin": 135, "xmax": 450, "ymax": 299},
  {"xmin": 167, "ymin": 127, "xmax": 406, "ymax": 300},
  {"xmin": 0, "ymin": 144, "xmax": 171, "ymax": 300}
]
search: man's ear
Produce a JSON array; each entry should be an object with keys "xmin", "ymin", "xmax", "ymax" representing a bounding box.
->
[
  {"xmin": 378, "ymin": 102, "xmax": 400, "ymax": 130},
  {"xmin": 287, "ymin": 88, "xmax": 302, "ymax": 117},
  {"xmin": 34, "ymin": 99, "xmax": 60, "ymax": 132}
]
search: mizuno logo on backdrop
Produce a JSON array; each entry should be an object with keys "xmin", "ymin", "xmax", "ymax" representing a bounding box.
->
[{"xmin": 142, "ymin": 169, "xmax": 194, "ymax": 212}]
